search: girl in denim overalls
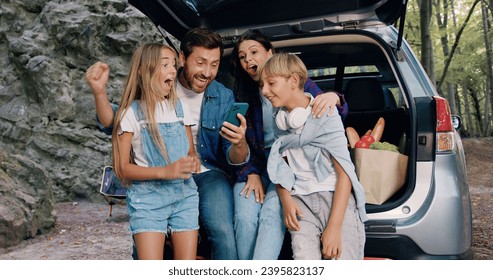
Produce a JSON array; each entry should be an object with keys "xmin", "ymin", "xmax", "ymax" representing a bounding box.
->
[{"xmin": 112, "ymin": 43, "xmax": 200, "ymax": 260}]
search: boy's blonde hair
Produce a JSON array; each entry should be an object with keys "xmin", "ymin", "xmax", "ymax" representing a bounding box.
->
[
  {"xmin": 112, "ymin": 43, "xmax": 178, "ymax": 183},
  {"xmin": 259, "ymin": 52, "xmax": 307, "ymax": 89}
]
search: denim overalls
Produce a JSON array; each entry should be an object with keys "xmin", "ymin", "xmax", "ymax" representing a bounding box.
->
[{"xmin": 126, "ymin": 100, "xmax": 199, "ymax": 235}]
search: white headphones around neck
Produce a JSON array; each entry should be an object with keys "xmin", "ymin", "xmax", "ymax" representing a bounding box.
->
[{"xmin": 275, "ymin": 106, "xmax": 311, "ymax": 133}]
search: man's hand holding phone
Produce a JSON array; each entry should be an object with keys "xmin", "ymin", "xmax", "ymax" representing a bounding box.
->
[
  {"xmin": 220, "ymin": 102, "xmax": 249, "ymax": 145},
  {"xmin": 220, "ymin": 102, "xmax": 250, "ymax": 164},
  {"xmin": 223, "ymin": 102, "xmax": 249, "ymax": 127}
]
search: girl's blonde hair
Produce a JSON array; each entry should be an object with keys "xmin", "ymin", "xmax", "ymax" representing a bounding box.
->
[
  {"xmin": 259, "ymin": 52, "xmax": 307, "ymax": 89},
  {"xmin": 112, "ymin": 43, "xmax": 178, "ymax": 183}
]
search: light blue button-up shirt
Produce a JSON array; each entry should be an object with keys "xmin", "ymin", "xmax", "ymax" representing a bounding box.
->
[{"xmin": 267, "ymin": 110, "xmax": 368, "ymax": 222}]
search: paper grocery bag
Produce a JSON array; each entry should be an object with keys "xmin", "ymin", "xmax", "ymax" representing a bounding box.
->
[{"xmin": 353, "ymin": 148, "xmax": 408, "ymax": 205}]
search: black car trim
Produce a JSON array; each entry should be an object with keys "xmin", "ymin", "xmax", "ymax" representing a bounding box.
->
[{"xmin": 365, "ymin": 234, "xmax": 474, "ymax": 260}]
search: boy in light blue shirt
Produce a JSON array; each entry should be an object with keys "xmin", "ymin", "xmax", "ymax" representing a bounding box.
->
[{"xmin": 260, "ymin": 53, "xmax": 367, "ymax": 260}]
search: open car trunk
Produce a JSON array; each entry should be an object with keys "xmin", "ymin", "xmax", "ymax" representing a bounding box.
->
[
  {"xmin": 129, "ymin": 0, "xmax": 415, "ymax": 212},
  {"xmin": 214, "ymin": 29, "xmax": 415, "ymax": 213}
]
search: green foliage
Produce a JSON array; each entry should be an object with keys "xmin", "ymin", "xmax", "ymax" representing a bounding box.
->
[{"xmin": 406, "ymin": 0, "xmax": 491, "ymax": 136}]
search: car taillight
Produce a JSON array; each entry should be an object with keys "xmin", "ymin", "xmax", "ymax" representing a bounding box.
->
[{"xmin": 434, "ymin": 96, "xmax": 455, "ymax": 152}]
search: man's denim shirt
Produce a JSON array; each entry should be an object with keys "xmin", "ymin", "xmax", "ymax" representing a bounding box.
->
[
  {"xmin": 195, "ymin": 80, "xmax": 249, "ymax": 174},
  {"xmin": 96, "ymin": 80, "xmax": 248, "ymax": 177}
]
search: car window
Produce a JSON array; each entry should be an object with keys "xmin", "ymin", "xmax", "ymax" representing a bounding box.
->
[
  {"xmin": 344, "ymin": 65, "xmax": 379, "ymax": 75},
  {"xmin": 309, "ymin": 65, "xmax": 379, "ymax": 78},
  {"xmin": 386, "ymin": 86, "xmax": 404, "ymax": 108},
  {"xmin": 309, "ymin": 67, "xmax": 336, "ymax": 77}
]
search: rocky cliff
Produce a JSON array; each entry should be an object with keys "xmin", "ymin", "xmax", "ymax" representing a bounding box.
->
[
  {"xmin": 0, "ymin": 149, "xmax": 55, "ymax": 248},
  {"xmin": 1, "ymin": 0, "xmax": 163, "ymax": 201},
  {"xmin": 0, "ymin": 0, "xmax": 163, "ymax": 247}
]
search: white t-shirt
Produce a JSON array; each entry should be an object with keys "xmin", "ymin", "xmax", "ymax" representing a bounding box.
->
[
  {"xmin": 119, "ymin": 99, "xmax": 194, "ymax": 167},
  {"xmin": 280, "ymin": 101, "xmax": 337, "ymax": 195},
  {"xmin": 175, "ymin": 81, "xmax": 209, "ymax": 173},
  {"xmin": 282, "ymin": 148, "xmax": 337, "ymax": 195}
]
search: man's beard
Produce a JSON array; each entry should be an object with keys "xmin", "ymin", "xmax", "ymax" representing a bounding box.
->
[
  {"xmin": 181, "ymin": 67, "xmax": 194, "ymax": 91},
  {"xmin": 180, "ymin": 67, "xmax": 207, "ymax": 93}
]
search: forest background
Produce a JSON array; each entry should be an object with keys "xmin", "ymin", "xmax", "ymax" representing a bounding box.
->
[{"xmin": 408, "ymin": 0, "xmax": 493, "ymax": 137}]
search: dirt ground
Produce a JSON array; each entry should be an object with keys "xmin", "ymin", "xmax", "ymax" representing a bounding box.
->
[
  {"xmin": 0, "ymin": 200, "xmax": 133, "ymax": 260},
  {"xmin": 462, "ymin": 137, "xmax": 493, "ymax": 260},
  {"xmin": 0, "ymin": 137, "xmax": 491, "ymax": 260}
]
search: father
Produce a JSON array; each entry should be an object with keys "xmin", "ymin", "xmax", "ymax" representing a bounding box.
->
[{"xmin": 85, "ymin": 28, "xmax": 249, "ymax": 260}]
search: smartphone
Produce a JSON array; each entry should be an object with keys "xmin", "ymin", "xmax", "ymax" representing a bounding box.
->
[{"xmin": 224, "ymin": 102, "xmax": 249, "ymax": 127}]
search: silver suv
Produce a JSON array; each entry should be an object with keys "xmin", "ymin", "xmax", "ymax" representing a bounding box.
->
[{"xmin": 129, "ymin": 0, "xmax": 473, "ymax": 259}]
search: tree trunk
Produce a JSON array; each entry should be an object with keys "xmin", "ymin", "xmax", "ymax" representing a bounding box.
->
[
  {"xmin": 437, "ymin": 0, "xmax": 481, "ymax": 90},
  {"xmin": 418, "ymin": 0, "xmax": 436, "ymax": 84},
  {"xmin": 434, "ymin": 0, "xmax": 458, "ymax": 114},
  {"xmin": 482, "ymin": 1, "xmax": 493, "ymax": 136},
  {"xmin": 463, "ymin": 79, "xmax": 475, "ymax": 136},
  {"xmin": 455, "ymin": 83, "xmax": 463, "ymax": 123},
  {"xmin": 469, "ymin": 85, "xmax": 484, "ymax": 136}
]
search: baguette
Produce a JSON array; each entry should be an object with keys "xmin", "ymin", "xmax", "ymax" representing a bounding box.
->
[
  {"xmin": 346, "ymin": 127, "xmax": 360, "ymax": 148},
  {"xmin": 371, "ymin": 117, "xmax": 385, "ymax": 142}
]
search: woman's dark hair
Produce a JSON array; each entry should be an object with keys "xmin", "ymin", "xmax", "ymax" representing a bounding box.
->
[{"xmin": 231, "ymin": 32, "xmax": 274, "ymax": 106}]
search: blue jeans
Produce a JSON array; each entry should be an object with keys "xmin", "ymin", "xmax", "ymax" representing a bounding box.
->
[
  {"xmin": 193, "ymin": 170, "xmax": 237, "ymax": 260},
  {"xmin": 233, "ymin": 174, "xmax": 286, "ymax": 259}
]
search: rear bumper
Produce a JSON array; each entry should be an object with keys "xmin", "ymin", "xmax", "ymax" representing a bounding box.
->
[{"xmin": 365, "ymin": 234, "xmax": 473, "ymax": 260}]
